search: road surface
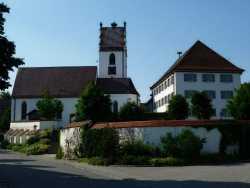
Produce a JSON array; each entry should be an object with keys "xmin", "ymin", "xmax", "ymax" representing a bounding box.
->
[{"xmin": 0, "ymin": 149, "xmax": 250, "ymax": 188}]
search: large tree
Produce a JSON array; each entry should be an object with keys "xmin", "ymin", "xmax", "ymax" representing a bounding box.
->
[
  {"xmin": 191, "ymin": 91, "xmax": 214, "ymax": 120},
  {"xmin": 227, "ymin": 83, "xmax": 250, "ymax": 120},
  {"xmin": 168, "ymin": 94, "xmax": 189, "ymax": 120},
  {"xmin": 0, "ymin": 3, "xmax": 24, "ymax": 91},
  {"xmin": 75, "ymin": 82, "xmax": 112, "ymax": 123},
  {"xmin": 0, "ymin": 91, "xmax": 11, "ymax": 132}
]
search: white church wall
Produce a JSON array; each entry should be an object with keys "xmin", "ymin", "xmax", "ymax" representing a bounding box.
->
[
  {"xmin": 11, "ymin": 98, "xmax": 78, "ymax": 128},
  {"xmin": 109, "ymin": 94, "xmax": 138, "ymax": 110},
  {"xmin": 10, "ymin": 121, "xmax": 59, "ymax": 130},
  {"xmin": 99, "ymin": 51, "xmax": 127, "ymax": 78}
]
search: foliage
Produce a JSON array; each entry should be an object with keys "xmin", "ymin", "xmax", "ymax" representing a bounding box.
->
[
  {"xmin": 25, "ymin": 143, "xmax": 49, "ymax": 155},
  {"xmin": 0, "ymin": 91, "xmax": 11, "ymax": 132},
  {"xmin": 177, "ymin": 130, "xmax": 205, "ymax": 159},
  {"xmin": 26, "ymin": 135, "xmax": 40, "ymax": 145},
  {"xmin": 227, "ymin": 83, "xmax": 250, "ymax": 120},
  {"xmin": 168, "ymin": 95, "xmax": 189, "ymax": 120},
  {"xmin": 0, "ymin": 107, "xmax": 10, "ymax": 132},
  {"xmin": 56, "ymin": 147, "xmax": 64, "ymax": 159},
  {"xmin": 0, "ymin": 3, "xmax": 24, "ymax": 90},
  {"xmin": 36, "ymin": 92, "xmax": 63, "ymax": 120},
  {"xmin": 119, "ymin": 140, "xmax": 156, "ymax": 157},
  {"xmin": 75, "ymin": 82, "xmax": 112, "ymax": 122},
  {"xmin": 191, "ymin": 91, "xmax": 214, "ymax": 119},
  {"xmin": 80, "ymin": 127, "xmax": 119, "ymax": 164},
  {"xmin": 160, "ymin": 133, "xmax": 179, "ymax": 157},
  {"xmin": 119, "ymin": 155, "xmax": 150, "ymax": 165},
  {"xmin": 0, "ymin": 139, "xmax": 9, "ymax": 149},
  {"xmin": 161, "ymin": 129, "xmax": 205, "ymax": 159},
  {"xmin": 119, "ymin": 102, "xmax": 144, "ymax": 121},
  {"xmin": 88, "ymin": 157, "xmax": 109, "ymax": 166},
  {"xmin": 149, "ymin": 157, "xmax": 184, "ymax": 166}
]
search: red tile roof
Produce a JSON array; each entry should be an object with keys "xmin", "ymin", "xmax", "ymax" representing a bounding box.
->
[
  {"xmin": 12, "ymin": 66, "xmax": 97, "ymax": 98},
  {"xmin": 151, "ymin": 41, "xmax": 244, "ymax": 89},
  {"xmin": 92, "ymin": 120, "xmax": 250, "ymax": 129}
]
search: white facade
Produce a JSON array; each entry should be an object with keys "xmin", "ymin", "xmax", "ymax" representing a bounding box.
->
[
  {"xmin": 152, "ymin": 72, "xmax": 241, "ymax": 119},
  {"xmin": 99, "ymin": 51, "xmax": 127, "ymax": 78},
  {"xmin": 11, "ymin": 98, "xmax": 78, "ymax": 128},
  {"xmin": 109, "ymin": 94, "xmax": 138, "ymax": 111},
  {"xmin": 11, "ymin": 94, "xmax": 138, "ymax": 129},
  {"xmin": 10, "ymin": 121, "xmax": 59, "ymax": 131}
]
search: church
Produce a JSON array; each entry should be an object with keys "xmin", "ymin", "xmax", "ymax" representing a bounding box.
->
[{"xmin": 9, "ymin": 22, "xmax": 139, "ymax": 131}]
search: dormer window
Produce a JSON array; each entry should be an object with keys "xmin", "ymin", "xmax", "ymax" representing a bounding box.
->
[{"xmin": 109, "ymin": 53, "xmax": 116, "ymax": 65}]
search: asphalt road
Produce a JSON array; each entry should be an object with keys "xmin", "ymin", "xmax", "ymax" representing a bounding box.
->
[{"xmin": 1, "ymin": 149, "xmax": 250, "ymax": 188}]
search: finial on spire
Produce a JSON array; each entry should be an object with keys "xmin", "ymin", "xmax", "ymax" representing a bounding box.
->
[
  {"xmin": 124, "ymin": 21, "xmax": 126, "ymax": 28},
  {"xmin": 111, "ymin": 22, "xmax": 117, "ymax": 27},
  {"xmin": 100, "ymin": 22, "xmax": 103, "ymax": 28}
]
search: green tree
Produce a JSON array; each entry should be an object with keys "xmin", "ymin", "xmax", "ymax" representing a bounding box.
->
[
  {"xmin": 0, "ymin": 91, "xmax": 11, "ymax": 132},
  {"xmin": 119, "ymin": 102, "xmax": 144, "ymax": 121},
  {"xmin": 75, "ymin": 82, "xmax": 112, "ymax": 122},
  {"xmin": 168, "ymin": 94, "xmax": 189, "ymax": 120},
  {"xmin": 36, "ymin": 92, "xmax": 63, "ymax": 120},
  {"xmin": 227, "ymin": 83, "xmax": 250, "ymax": 120},
  {"xmin": 191, "ymin": 91, "xmax": 214, "ymax": 120},
  {"xmin": 0, "ymin": 3, "xmax": 24, "ymax": 90}
]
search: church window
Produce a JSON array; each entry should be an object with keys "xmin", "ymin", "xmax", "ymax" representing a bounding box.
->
[
  {"xmin": 108, "ymin": 67, "xmax": 116, "ymax": 75},
  {"xmin": 21, "ymin": 101, "xmax": 27, "ymax": 120},
  {"xmin": 109, "ymin": 53, "xmax": 116, "ymax": 65}
]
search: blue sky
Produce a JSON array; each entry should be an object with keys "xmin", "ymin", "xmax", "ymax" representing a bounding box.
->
[{"xmin": 3, "ymin": 0, "xmax": 250, "ymax": 101}]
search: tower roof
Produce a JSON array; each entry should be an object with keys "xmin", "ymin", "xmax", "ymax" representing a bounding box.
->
[
  {"xmin": 151, "ymin": 40, "xmax": 244, "ymax": 89},
  {"xmin": 99, "ymin": 22, "xmax": 126, "ymax": 51}
]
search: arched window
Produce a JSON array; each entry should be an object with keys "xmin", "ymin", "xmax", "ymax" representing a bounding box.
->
[
  {"xmin": 109, "ymin": 53, "xmax": 116, "ymax": 65},
  {"xmin": 21, "ymin": 101, "xmax": 27, "ymax": 120},
  {"xmin": 113, "ymin": 101, "xmax": 118, "ymax": 114}
]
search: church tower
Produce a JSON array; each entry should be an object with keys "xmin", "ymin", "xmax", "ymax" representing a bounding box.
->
[{"xmin": 98, "ymin": 22, "xmax": 127, "ymax": 78}]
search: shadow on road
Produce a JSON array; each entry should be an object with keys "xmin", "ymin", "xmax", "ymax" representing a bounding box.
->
[{"xmin": 0, "ymin": 158, "xmax": 250, "ymax": 188}]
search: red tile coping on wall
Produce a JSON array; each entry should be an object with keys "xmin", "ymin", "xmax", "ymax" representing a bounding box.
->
[{"xmin": 92, "ymin": 120, "xmax": 250, "ymax": 129}]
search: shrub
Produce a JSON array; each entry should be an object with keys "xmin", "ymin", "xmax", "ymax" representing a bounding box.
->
[
  {"xmin": 56, "ymin": 147, "xmax": 64, "ymax": 159},
  {"xmin": 25, "ymin": 143, "xmax": 49, "ymax": 155},
  {"xmin": 119, "ymin": 140, "xmax": 156, "ymax": 157},
  {"xmin": 26, "ymin": 135, "xmax": 40, "ymax": 145},
  {"xmin": 161, "ymin": 130, "xmax": 205, "ymax": 159},
  {"xmin": 119, "ymin": 155, "xmax": 150, "ymax": 165},
  {"xmin": 150, "ymin": 157, "xmax": 185, "ymax": 166},
  {"xmin": 39, "ymin": 138, "xmax": 51, "ymax": 145},
  {"xmin": 119, "ymin": 102, "xmax": 144, "ymax": 121},
  {"xmin": 88, "ymin": 157, "xmax": 108, "ymax": 166},
  {"xmin": 11, "ymin": 144, "xmax": 27, "ymax": 153},
  {"xmin": 0, "ymin": 139, "xmax": 9, "ymax": 149},
  {"xmin": 177, "ymin": 130, "xmax": 205, "ymax": 159},
  {"xmin": 81, "ymin": 127, "xmax": 119, "ymax": 163},
  {"xmin": 161, "ymin": 133, "xmax": 179, "ymax": 157}
]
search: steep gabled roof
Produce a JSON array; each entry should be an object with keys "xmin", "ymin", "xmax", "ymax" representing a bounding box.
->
[
  {"xmin": 12, "ymin": 66, "xmax": 97, "ymax": 98},
  {"xmin": 151, "ymin": 40, "xmax": 244, "ymax": 89},
  {"xmin": 96, "ymin": 78, "xmax": 139, "ymax": 95}
]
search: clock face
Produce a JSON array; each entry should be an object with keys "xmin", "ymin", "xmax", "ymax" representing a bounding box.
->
[{"xmin": 101, "ymin": 28, "xmax": 125, "ymax": 48}]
